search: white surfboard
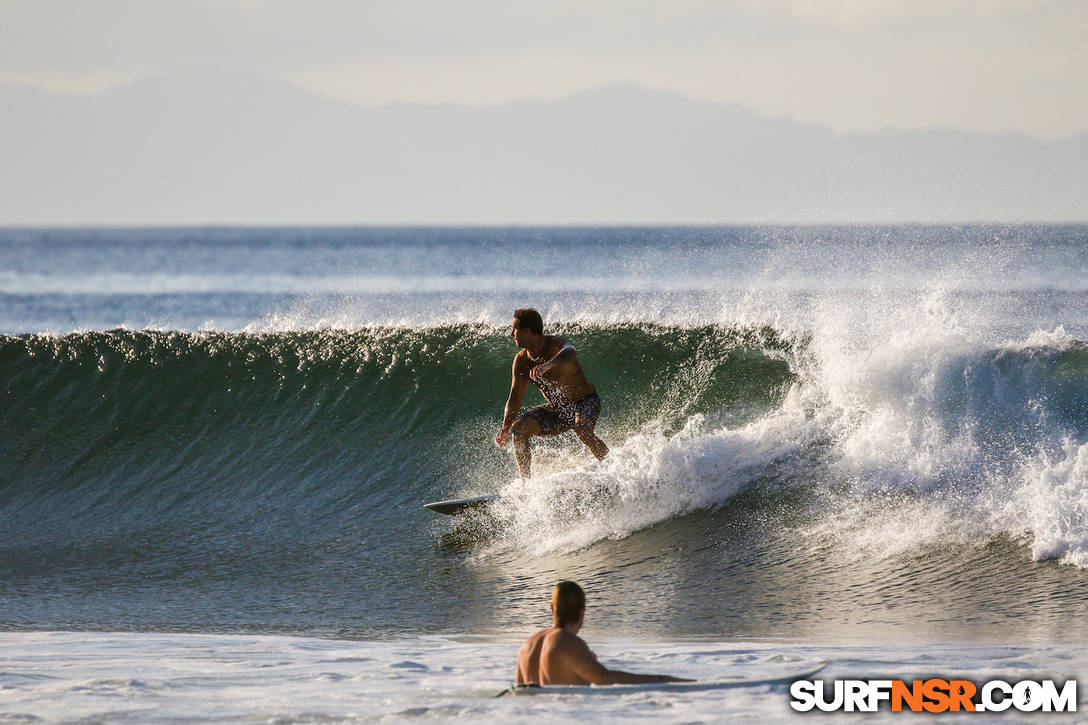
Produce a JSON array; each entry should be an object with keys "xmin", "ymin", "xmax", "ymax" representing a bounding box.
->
[
  {"xmin": 500, "ymin": 663, "xmax": 826, "ymax": 696},
  {"xmin": 422, "ymin": 494, "xmax": 499, "ymax": 515}
]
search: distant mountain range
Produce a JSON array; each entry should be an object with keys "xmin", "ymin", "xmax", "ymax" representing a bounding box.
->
[{"xmin": 2, "ymin": 69, "xmax": 1085, "ymax": 224}]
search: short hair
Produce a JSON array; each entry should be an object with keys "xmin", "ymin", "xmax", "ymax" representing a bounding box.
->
[
  {"xmin": 552, "ymin": 580, "xmax": 585, "ymax": 627},
  {"xmin": 513, "ymin": 308, "xmax": 544, "ymax": 336}
]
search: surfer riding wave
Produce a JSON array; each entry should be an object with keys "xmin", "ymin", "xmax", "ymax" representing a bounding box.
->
[{"xmin": 495, "ymin": 308, "xmax": 608, "ymax": 477}]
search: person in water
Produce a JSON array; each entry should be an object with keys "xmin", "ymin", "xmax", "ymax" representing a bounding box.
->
[
  {"xmin": 515, "ymin": 581, "xmax": 692, "ymax": 686},
  {"xmin": 495, "ymin": 308, "xmax": 608, "ymax": 477}
]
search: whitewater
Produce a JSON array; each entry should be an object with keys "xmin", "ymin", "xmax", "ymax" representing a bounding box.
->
[{"xmin": 2, "ymin": 225, "xmax": 1087, "ymax": 722}]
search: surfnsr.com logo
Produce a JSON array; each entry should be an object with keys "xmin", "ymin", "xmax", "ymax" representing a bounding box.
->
[{"xmin": 790, "ymin": 679, "xmax": 1077, "ymax": 713}]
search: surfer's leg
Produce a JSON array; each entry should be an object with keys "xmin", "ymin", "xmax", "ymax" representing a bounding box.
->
[
  {"xmin": 510, "ymin": 415, "xmax": 543, "ymax": 477},
  {"xmin": 574, "ymin": 425, "xmax": 608, "ymax": 460},
  {"xmin": 573, "ymin": 395, "xmax": 607, "ymax": 460}
]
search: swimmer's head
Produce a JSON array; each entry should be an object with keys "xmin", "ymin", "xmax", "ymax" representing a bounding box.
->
[{"xmin": 551, "ymin": 580, "xmax": 585, "ymax": 628}]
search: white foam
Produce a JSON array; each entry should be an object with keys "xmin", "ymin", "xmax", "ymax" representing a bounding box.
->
[
  {"xmin": 1021, "ymin": 325, "xmax": 1075, "ymax": 349},
  {"xmin": 1015, "ymin": 440, "xmax": 1088, "ymax": 567},
  {"xmin": 1, "ymin": 632, "xmax": 1076, "ymax": 724},
  {"xmin": 490, "ymin": 390, "xmax": 817, "ymax": 554},
  {"xmin": 759, "ymin": 289, "xmax": 1088, "ymax": 567},
  {"xmin": 479, "ymin": 284, "xmax": 1088, "ymax": 572}
]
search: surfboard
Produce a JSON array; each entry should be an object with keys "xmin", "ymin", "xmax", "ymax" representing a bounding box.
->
[
  {"xmin": 422, "ymin": 494, "xmax": 499, "ymax": 515},
  {"xmin": 499, "ymin": 663, "xmax": 826, "ymax": 696}
]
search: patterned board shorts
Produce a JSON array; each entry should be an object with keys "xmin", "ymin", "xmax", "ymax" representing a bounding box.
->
[{"xmin": 523, "ymin": 394, "xmax": 601, "ymax": 437}]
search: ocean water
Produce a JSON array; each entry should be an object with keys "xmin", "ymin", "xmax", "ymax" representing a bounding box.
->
[{"xmin": 2, "ymin": 225, "xmax": 1088, "ymax": 722}]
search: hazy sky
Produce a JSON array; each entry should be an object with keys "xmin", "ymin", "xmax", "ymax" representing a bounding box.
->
[{"xmin": 1, "ymin": 0, "xmax": 1086, "ymax": 139}]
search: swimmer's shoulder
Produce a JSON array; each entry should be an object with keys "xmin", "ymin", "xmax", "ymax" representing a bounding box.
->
[
  {"xmin": 524, "ymin": 627, "xmax": 557, "ymax": 647},
  {"xmin": 543, "ymin": 628, "xmax": 587, "ymax": 652}
]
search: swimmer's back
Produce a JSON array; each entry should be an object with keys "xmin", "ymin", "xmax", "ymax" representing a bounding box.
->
[
  {"xmin": 539, "ymin": 629, "xmax": 597, "ymax": 685},
  {"xmin": 515, "ymin": 628, "xmax": 554, "ymax": 685}
]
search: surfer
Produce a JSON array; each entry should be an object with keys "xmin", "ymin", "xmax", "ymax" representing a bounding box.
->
[
  {"xmin": 495, "ymin": 308, "xmax": 608, "ymax": 477},
  {"xmin": 515, "ymin": 581, "xmax": 691, "ymax": 686}
]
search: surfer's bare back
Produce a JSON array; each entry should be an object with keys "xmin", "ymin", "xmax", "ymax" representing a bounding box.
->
[{"xmin": 494, "ymin": 308, "xmax": 608, "ymax": 477}]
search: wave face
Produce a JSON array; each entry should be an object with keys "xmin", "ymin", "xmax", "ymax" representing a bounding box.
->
[
  {"xmin": 0, "ymin": 325, "xmax": 792, "ymax": 524},
  {"xmin": 4, "ymin": 320, "xmax": 1088, "ymax": 638},
  {"xmin": 3, "ymin": 225, "xmax": 1088, "ymax": 642}
]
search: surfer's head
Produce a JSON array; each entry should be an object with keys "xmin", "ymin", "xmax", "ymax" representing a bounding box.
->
[
  {"xmin": 551, "ymin": 580, "xmax": 585, "ymax": 629},
  {"xmin": 512, "ymin": 308, "xmax": 544, "ymax": 350},
  {"xmin": 513, "ymin": 308, "xmax": 544, "ymax": 336}
]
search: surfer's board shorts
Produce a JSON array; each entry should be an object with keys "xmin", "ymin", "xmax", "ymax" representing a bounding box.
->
[{"xmin": 522, "ymin": 394, "xmax": 601, "ymax": 436}]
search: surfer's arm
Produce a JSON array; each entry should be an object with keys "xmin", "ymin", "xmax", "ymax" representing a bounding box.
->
[
  {"xmin": 496, "ymin": 355, "xmax": 529, "ymax": 446},
  {"xmin": 528, "ymin": 340, "xmax": 576, "ymax": 381}
]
